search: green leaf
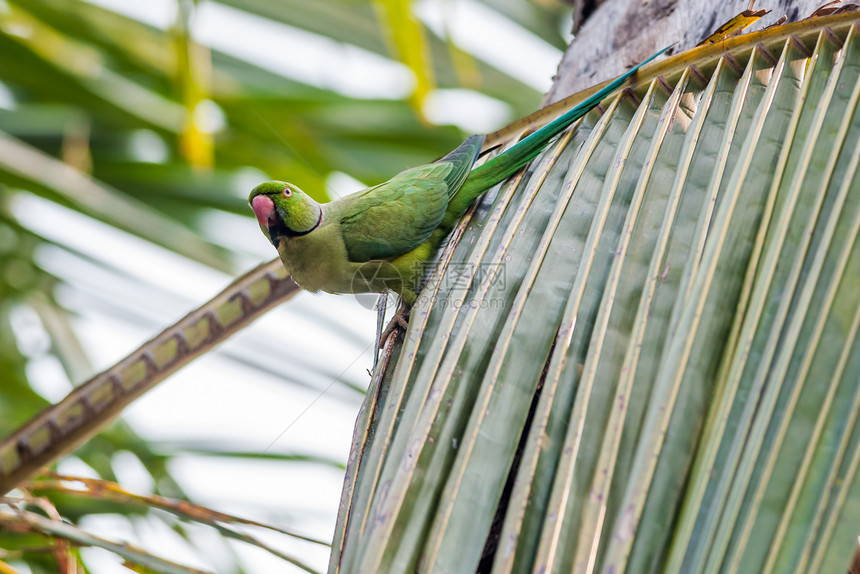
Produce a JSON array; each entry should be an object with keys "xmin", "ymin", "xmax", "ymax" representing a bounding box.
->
[{"xmin": 333, "ymin": 15, "xmax": 860, "ymax": 574}]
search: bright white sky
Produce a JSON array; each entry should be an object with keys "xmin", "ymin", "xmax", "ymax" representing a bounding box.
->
[{"xmin": 9, "ymin": 1, "xmax": 567, "ymax": 572}]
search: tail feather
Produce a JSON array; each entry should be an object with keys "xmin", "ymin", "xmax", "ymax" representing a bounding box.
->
[{"xmin": 443, "ymin": 45, "xmax": 672, "ymax": 226}]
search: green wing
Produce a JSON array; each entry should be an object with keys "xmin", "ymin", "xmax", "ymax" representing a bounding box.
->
[
  {"xmin": 339, "ymin": 162, "xmax": 453, "ymax": 262},
  {"xmin": 339, "ymin": 135, "xmax": 484, "ymax": 262},
  {"xmin": 437, "ymin": 134, "xmax": 485, "ymax": 191}
]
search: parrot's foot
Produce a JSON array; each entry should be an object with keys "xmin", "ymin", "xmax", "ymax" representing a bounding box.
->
[
  {"xmin": 378, "ymin": 304, "xmax": 410, "ymax": 348},
  {"xmin": 371, "ymin": 296, "xmax": 411, "ymax": 375}
]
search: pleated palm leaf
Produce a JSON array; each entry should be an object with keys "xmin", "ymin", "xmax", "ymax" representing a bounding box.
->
[{"xmin": 331, "ymin": 13, "xmax": 860, "ymax": 574}]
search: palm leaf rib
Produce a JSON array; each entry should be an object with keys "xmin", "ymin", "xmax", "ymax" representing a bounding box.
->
[{"xmin": 0, "ymin": 260, "xmax": 298, "ymax": 494}]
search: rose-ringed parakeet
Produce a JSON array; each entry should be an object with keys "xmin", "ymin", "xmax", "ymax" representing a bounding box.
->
[{"xmin": 250, "ymin": 48, "xmax": 668, "ymax": 307}]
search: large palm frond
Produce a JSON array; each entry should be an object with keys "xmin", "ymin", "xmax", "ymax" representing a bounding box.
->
[{"xmin": 335, "ymin": 13, "xmax": 860, "ymax": 573}]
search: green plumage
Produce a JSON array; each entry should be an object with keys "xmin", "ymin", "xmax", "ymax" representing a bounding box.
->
[{"xmin": 249, "ymin": 48, "xmax": 669, "ymax": 304}]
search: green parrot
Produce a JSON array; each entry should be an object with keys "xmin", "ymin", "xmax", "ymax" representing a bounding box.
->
[{"xmin": 250, "ymin": 47, "xmax": 669, "ymax": 305}]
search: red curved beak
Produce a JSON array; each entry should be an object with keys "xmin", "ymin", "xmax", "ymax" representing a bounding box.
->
[{"xmin": 251, "ymin": 195, "xmax": 275, "ymax": 228}]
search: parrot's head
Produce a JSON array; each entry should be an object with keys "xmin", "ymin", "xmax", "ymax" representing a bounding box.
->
[{"xmin": 249, "ymin": 181, "xmax": 323, "ymax": 247}]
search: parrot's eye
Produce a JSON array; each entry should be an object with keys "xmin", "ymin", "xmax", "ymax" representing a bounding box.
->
[{"xmin": 282, "ymin": 187, "xmax": 293, "ymax": 198}]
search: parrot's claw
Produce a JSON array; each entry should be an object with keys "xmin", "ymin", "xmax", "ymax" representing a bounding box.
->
[
  {"xmin": 379, "ymin": 305, "xmax": 410, "ymax": 348},
  {"xmin": 372, "ymin": 295, "xmax": 410, "ymax": 374}
]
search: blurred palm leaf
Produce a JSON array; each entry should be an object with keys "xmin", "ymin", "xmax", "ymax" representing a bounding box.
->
[
  {"xmin": 374, "ymin": 0, "xmax": 435, "ymax": 114},
  {"xmin": 333, "ymin": 14, "xmax": 860, "ymax": 574},
  {"xmin": 0, "ymin": 0, "xmax": 558, "ymax": 572}
]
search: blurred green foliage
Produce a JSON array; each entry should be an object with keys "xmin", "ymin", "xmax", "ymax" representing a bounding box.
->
[{"xmin": 0, "ymin": 0, "xmax": 570, "ymax": 571}]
